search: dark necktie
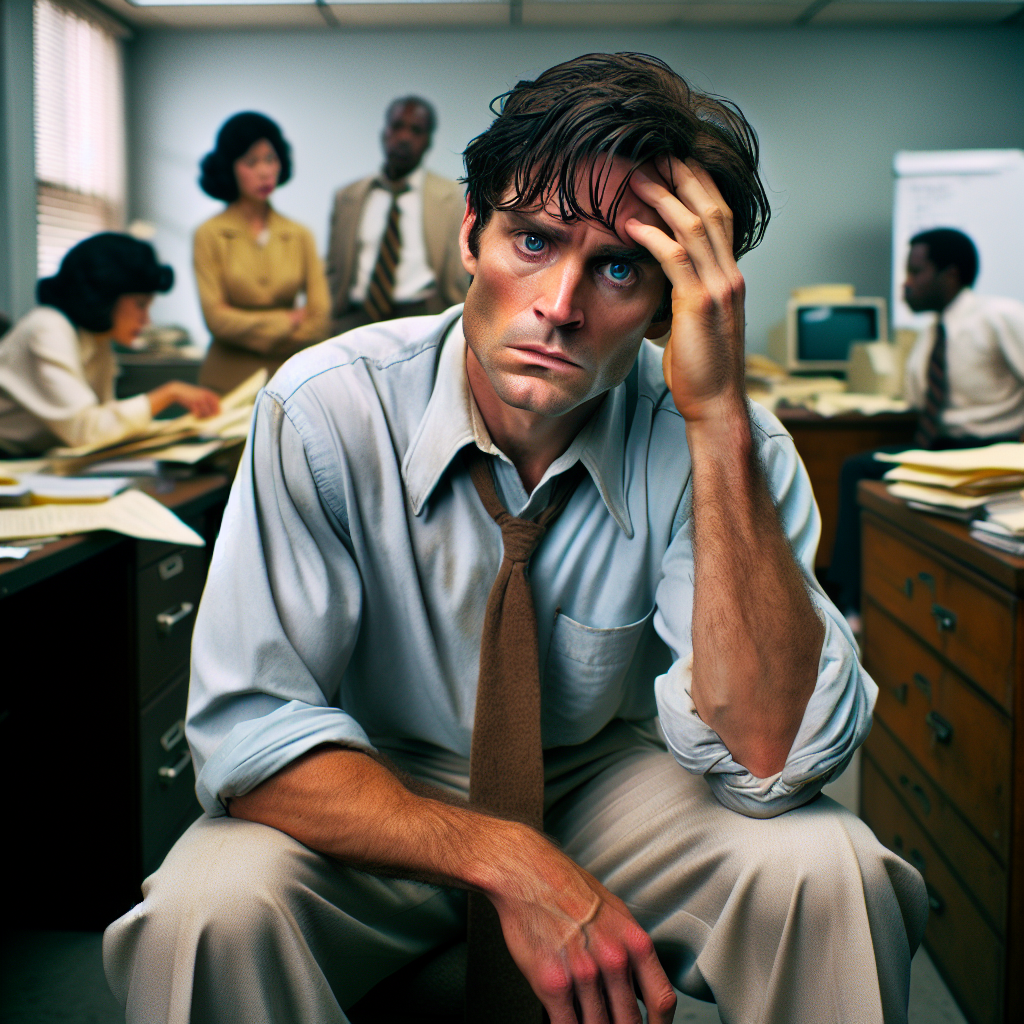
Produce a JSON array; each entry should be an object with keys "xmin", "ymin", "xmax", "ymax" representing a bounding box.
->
[
  {"xmin": 913, "ymin": 319, "xmax": 947, "ymax": 450},
  {"xmin": 464, "ymin": 448, "xmax": 585, "ymax": 1024},
  {"xmin": 363, "ymin": 179, "xmax": 409, "ymax": 322}
]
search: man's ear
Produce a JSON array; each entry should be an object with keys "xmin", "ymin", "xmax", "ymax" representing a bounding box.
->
[
  {"xmin": 645, "ymin": 311, "xmax": 672, "ymax": 344},
  {"xmin": 459, "ymin": 197, "xmax": 478, "ymax": 278}
]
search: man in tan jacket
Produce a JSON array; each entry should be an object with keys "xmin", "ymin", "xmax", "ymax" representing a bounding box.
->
[{"xmin": 326, "ymin": 96, "xmax": 470, "ymax": 335}]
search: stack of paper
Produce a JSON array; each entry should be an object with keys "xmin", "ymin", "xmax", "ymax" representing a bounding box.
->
[
  {"xmin": 47, "ymin": 368, "xmax": 266, "ymax": 470},
  {"xmin": 877, "ymin": 444, "xmax": 1024, "ymax": 518},
  {"xmin": 0, "ymin": 474, "xmax": 130, "ymax": 507}
]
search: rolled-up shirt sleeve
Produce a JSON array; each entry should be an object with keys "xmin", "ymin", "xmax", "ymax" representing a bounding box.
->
[
  {"xmin": 188, "ymin": 390, "xmax": 372, "ymax": 815},
  {"xmin": 653, "ymin": 415, "xmax": 877, "ymax": 818}
]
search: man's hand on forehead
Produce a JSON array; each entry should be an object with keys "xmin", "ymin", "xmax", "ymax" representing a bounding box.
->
[{"xmin": 623, "ymin": 155, "xmax": 746, "ymax": 424}]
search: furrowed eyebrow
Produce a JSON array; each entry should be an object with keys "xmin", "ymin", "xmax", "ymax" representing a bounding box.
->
[
  {"xmin": 504, "ymin": 211, "xmax": 572, "ymax": 244},
  {"xmin": 591, "ymin": 245, "xmax": 657, "ymax": 264}
]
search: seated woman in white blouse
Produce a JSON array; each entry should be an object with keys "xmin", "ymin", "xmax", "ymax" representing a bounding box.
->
[{"xmin": 0, "ymin": 233, "xmax": 220, "ymax": 457}]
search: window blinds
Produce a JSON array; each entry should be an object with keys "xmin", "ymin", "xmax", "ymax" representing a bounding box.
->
[{"xmin": 34, "ymin": 0, "xmax": 127, "ymax": 278}]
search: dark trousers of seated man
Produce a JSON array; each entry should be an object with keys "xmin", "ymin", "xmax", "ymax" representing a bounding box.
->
[
  {"xmin": 103, "ymin": 720, "xmax": 928, "ymax": 1024},
  {"xmin": 828, "ymin": 432, "xmax": 1020, "ymax": 615}
]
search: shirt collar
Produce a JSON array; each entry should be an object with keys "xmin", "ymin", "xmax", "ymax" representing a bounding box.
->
[
  {"xmin": 401, "ymin": 318, "xmax": 634, "ymax": 537},
  {"xmin": 942, "ymin": 286, "xmax": 975, "ymax": 324}
]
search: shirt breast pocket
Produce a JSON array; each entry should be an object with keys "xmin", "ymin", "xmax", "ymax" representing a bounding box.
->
[{"xmin": 542, "ymin": 608, "xmax": 655, "ymax": 745}]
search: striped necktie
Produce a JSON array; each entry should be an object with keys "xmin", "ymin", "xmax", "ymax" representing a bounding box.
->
[
  {"xmin": 464, "ymin": 448, "xmax": 585, "ymax": 1024},
  {"xmin": 363, "ymin": 179, "xmax": 410, "ymax": 322},
  {"xmin": 913, "ymin": 319, "xmax": 947, "ymax": 449}
]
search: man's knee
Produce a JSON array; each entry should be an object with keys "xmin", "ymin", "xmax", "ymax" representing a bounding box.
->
[{"xmin": 723, "ymin": 796, "xmax": 928, "ymax": 945}]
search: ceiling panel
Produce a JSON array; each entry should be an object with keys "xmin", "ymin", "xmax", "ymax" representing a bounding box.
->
[
  {"xmin": 811, "ymin": 1, "xmax": 1021, "ymax": 22},
  {"xmin": 98, "ymin": 0, "xmax": 1024, "ymax": 28},
  {"xmin": 523, "ymin": 2, "xmax": 804, "ymax": 26}
]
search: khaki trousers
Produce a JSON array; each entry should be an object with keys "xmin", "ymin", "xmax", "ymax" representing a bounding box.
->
[{"xmin": 103, "ymin": 723, "xmax": 928, "ymax": 1023}]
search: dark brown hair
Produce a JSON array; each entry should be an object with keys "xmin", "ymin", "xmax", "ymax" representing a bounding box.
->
[{"xmin": 462, "ymin": 53, "xmax": 770, "ymax": 261}]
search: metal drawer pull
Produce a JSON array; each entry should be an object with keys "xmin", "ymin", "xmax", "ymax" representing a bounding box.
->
[
  {"xmin": 931, "ymin": 604, "xmax": 956, "ymax": 633},
  {"xmin": 160, "ymin": 718, "xmax": 185, "ymax": 752},
  {"xmin": 909, "ymin": 848, "xmax": 926, "ymax": 873},
  {"xmin": 917, "ymin": 572, "xmax": 936, "ymax": 595},
  {"xmin": 926, "ymin": 884, "xmax": 945, "ymax": 916},
  {"xmin": 912, "ymin": 672, "xmax": 931, "ymax": 698},
  {"xmin": 897, "ymin": 774, "xmax": 931, "ymax": 816},
  {"xmin": 156, "ymin": 601, "xmax": 194, "ymax": 635},
  {"xmin": 159, "ymin": 749, "xmax": 192, "ymax": 783},
  {"xmin": 903, "ymin": 578, "xmax": 914, "ymax": 598},
  {"xmin": 925, "ymin": 710, "xmax": 954, "ymax": 745},
  {"xmin": 158, "ymin": 553, "xmax": 184, "ymax": 580},
  {"xmin": 891, "ymin": 683, "xmax": 908, "ymax": 704}
]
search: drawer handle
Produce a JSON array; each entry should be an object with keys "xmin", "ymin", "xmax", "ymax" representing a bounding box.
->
[
  {"xmin": 912, "ymin": 672, "xmax": 931, "ymax": 699},
  {"xmin": 156, "ymin": 601, "xmax": 194, "ymax": 635},
  {"xmin": 926, "ymin": 883, "xmax": 945, "ymax": 916},
  {"xmin": 891, "ymin": 683, "xmax": 908, "ymax": 705},
  {"xmin": 160, "ymin": 718, "xmax": 185, "ymax": 753},
  {"xmin": 925, "ymin": 710, "xmax": 954, "ymax": 746},
  {"xmin": 931, "ymin": 604, "xmax": 956, "ymax": 634},
  {"xmin": 903, "ymin": 578, "xmax": 914, "ymax": 598},
  {"xmin": 158, "ymin": 553, "xmax": 184, "ymax": 581},
  {"xmin": 917, "ymin": 572, "xmax": 936, "ymax": 595},
  {"xmin": 909, "ymin": 848, "xmax": 926, "ymax": 873},
  {"xmin": 158, "ymin": 749, "xmax": 192, "ymax": 783},
  {"xmin": 898, "ymin": 774, "xmax": 931, "ymax": 816}
]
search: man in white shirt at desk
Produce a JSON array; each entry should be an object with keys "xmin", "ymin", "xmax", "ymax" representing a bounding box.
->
[
  {"xmin": 105, "ymin": 53, "xmax": 927, "ymax": 1024},
  {"xmin": 830, "ymin": 227, "xmax": 1024, "ymax": 622}
]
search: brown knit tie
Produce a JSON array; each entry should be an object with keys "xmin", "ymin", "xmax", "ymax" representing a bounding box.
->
[{"xmin": 464, "ymin": 448, "xmax": 585, "ymax": 1024}]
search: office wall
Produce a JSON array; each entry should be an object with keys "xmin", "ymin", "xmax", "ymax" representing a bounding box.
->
[{"xmin": 126, "ymin": 24, "xmax": 1024, "ymax": 351}]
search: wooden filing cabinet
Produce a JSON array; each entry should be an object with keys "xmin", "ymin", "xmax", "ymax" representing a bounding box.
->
[
  {"xmin": 857, "ymin": 481, "xmax": 1023, "ymax": 1024},
  {"xmin": 0, "ymin": 476, "xmax": 229, "ymax": 929}
]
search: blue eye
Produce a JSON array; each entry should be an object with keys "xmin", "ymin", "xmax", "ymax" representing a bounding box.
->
[
  {"xmin": 606, "ymin": 262, "xmax": 634, "ymax": 283},
  {"xmin": 522, "ymin": 234, "xmax": 545, "ymax": 252}
]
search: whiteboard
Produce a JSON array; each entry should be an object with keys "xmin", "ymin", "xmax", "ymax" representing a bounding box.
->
[{"xmin": 892, "ymin": 149, "xmax": 1024, "ymax": 330}]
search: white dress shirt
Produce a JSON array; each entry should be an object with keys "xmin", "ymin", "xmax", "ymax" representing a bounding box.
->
[
  {"xmin": 348, "ymin": 166, "xmax": 436, "ymax": 305},
  {"xmin": 903, "ymin": 288, "xmax": 1024, "ymax": 440},
  {"xmin": 187, "ymin": 308, "xmax": 874, "ymax": 821},
  {"xmin": 0, "ymin": 306, "xmax": 152, "ymax": 456}
]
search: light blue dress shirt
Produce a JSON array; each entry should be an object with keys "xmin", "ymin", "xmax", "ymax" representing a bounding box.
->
[{"xmin": 188, "ymin": 307, "xmax": 875, "ymax": 820}]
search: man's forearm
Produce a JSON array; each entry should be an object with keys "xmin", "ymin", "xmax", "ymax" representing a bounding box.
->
[
  {"xmin": 687, "ymin": 401, "xmax": 825, "ymax": 779},
  {"xmin": 229, "ymin": 745, "xmax": 527, "ymax": 893}
]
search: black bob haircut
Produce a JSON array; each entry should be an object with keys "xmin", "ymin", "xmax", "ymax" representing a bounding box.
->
[
  {"xmin": 199, "ymin": 112, "xmax": 292, "ymax": 203},
  {"xmin": 36, "ymin": 233, "xmax": 173, "ymax": 333},
  {"xmin": 910, "ymin": 228, "xmax": 979, "ymax": 289},
  {"xmin": 462, "ymin": 53, "xmax": 770, "ymax": 271}
]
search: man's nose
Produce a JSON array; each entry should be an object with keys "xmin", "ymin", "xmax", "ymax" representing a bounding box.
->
[{"xmin": 534, "ymin": 261, "xmax": 585, "ymax": 329}]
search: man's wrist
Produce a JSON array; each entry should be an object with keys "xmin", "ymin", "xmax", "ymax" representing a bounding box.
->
[{"xmin": 681, "ymin": 395, "xmax": 752, "ymax": 452}]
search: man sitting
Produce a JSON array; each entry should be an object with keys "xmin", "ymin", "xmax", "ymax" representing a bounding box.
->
[{"xmin": 105, "ymin": 53, "xmax": 927, "ymax": 1024}]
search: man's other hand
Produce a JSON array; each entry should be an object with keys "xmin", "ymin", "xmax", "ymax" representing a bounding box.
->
[{"xmin": 486, "ymin": 823, "xmax": 677, "ymax": 1024}]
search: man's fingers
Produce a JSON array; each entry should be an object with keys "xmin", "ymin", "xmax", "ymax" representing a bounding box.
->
[
  {"xmin": 622, "ymin": 217, "xmax": 699, "ymax": 298},
  {"xmin": 653, "ymin": 155, "xmax": 737, "ymax": 273},
  {"xmin": 629, "ymin": 169, "xmax": 722, "ymax": 284},
  {"xmin": 631, "ymin": 944, "xmax": 677, "ymax": 1024}
]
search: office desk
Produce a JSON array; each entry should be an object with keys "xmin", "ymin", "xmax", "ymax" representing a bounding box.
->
[
  {"xmin": 0, "ymin": 475, "xmax": 231, "ymax": 930},
  {"xmin": 774, "ymin": 406, "xmax": 917, "ymax": 571},
  {"xmin": 857, "ymin": 481, "xmax": 1022, "ymax": 1024}
]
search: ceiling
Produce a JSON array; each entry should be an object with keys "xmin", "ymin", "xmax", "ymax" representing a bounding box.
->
[{"xmin": 93, "ymin": 0, "xmax": 1024, "ymax": 32}]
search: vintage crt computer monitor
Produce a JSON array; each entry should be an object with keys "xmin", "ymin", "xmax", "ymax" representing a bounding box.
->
[{"xmin": 769, "ymin": 296, "xmax": 888, "ymax": 374}]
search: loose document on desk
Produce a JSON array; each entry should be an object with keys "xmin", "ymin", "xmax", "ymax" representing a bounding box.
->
[{"xmin": 0, "ymin": 489, "xmax": 204, "ymax": 546}]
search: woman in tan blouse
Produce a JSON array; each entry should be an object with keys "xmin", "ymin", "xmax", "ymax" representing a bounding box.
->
[{"xmin": 195, "ymin": 112, "xmax": 330, "ymax": 393}]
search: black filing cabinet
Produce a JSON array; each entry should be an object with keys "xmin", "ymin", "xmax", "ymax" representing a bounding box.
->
[{"xmin": 0, "ymin": 476, "xmax": 229, "ymax": 929}]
